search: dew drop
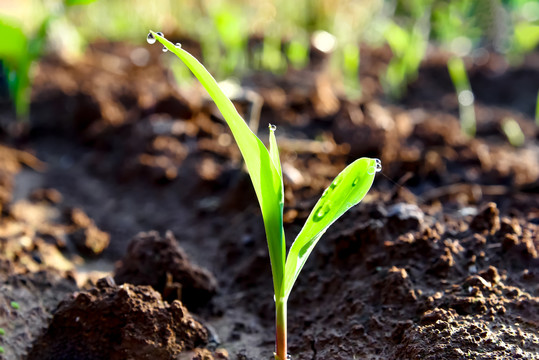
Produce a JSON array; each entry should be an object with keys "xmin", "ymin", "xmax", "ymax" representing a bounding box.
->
[
  {"xmin": 175, "ymin": 42, "xmax": 182, "ymax": 49},
  {"xmin": 146, "ymin": 32, "xmax": 156, "ymax": 44},
  {"xmin": 367, "ymin": 166, "xmax": 376, "ymax": 175},
  {"xmin": 330, "ymin": 175, "xmax": 342, "ymax": 189},
  {"xmin": 374, "ymin": 158, "xmax": 382, "ymax": 173},
  {"xmin": 269, "ymin": 124, "xmax": 277, "ymax": 131},
  {"xmin": 162, "ymin": 46, "xmax": 168, "ymax": 53},
  {"xmin": 320, "ymin": 189, "xmax": 328, "ymax": 199},
  {"xmin": 313, "ymin": 202, "xmax": 331, "ymax": 222},
  {"xmin": 156, "ymin": 31, "xmax": 164, "ymax": 37}
]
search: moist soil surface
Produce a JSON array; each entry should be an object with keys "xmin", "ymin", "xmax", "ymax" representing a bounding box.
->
[{"xmin": 0, "ymin": 40, "xmax": 538, "ymax": 360}]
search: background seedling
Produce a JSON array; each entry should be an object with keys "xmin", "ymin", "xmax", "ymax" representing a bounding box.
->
[
  {"xmin": 148, "ymin": 31, "xmax": 380, "ymax": 360},
  {"xmin": 501, "ymin": 118, "xmax": 525, "ymax": 147},
  {"xmin": 0, "ymin": 0, "xmax": 97, "ymax": 120},
  {"xmin": 447, "ymin": 56, "xmax": 476, "ymax": 137},
  {"xmin": 383, "ymin": 20, "xmax": 428, "ymax": 99}
]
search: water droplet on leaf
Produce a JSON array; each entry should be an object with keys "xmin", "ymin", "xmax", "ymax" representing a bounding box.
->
[
  {"xmin": 146, "ymin": 32, "xmax": 156, "ymax": 44},
  {"xmin": 313, "ymin": 202, "xmax": 331, "ymax": 222},
  {"xmin": 156, "ymin": 32, "xmax": 164, "ymax": 37},
  {"xmin": 320, "ymin": 189, "xmax": 328, "ymax": 199},
  {"xmin": 269, "ymin": 124, "xmax": 277, "ymax": 131},
  {"xmin": 175, "ymin": 42, "xmax": 182, "ymax": 49},
  {"xmin": 367, "ymin": 166, "xmax": 375, "ymax": 175},
  {"xmin": 374, "ymin": 158, "xmax": 382, "ymax": 173},
  {"xmin": 162, "ymin": 46, "xmax": 168, "ymax": 53},
  {"xmin": 330, "ymin": 175, "xmax": 342, "ymax": 189}
]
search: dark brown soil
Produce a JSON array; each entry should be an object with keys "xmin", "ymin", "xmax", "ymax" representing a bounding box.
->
[
  {"xmin": 27, "ymin": 280, "xmax": 208, "ymax": 360},
  {"xmin": 114, "ymin": 231, "xmax": 217, "ymax": 309},
  {"xmin": 0, "ymin": 40, "xmax": 537, "ymax": 360}
]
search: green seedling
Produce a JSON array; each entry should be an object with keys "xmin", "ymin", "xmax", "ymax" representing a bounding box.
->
[
  {"xmin": 501, "ymin": 118, "xmax": 525, "ymax": 147},
  {"xmin": 383, "ymin": 20, "xmax": 428, "ymax": 99},
  {"xmin": 286, "ymin": 35, "xmax": 309, "ymax": 69},
  {"xmin": 448, "ymin": 56, "xmax": 476, "ymax": 137},
  {"xmin": 0, "ymin": 327, "xmax": 5, "ymax": 335},
  {"xmin": 10, "ymin": 301, "xmax": 19, "ymax": 310},
  {"xmin": 148, "ymin": 31, "xmax": 380, "ymax": 359},
  {"xmin": 0, "ymin": 0, "xmax": 97, "ymax": 120},
  {"xmin": 341, "ymin": 42, "xmax": 362, "ymax": 99}
]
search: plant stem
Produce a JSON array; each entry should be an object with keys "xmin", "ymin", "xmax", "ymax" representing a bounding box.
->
[{"xmin": 275, "ymin": 298, "xmax": 287, "ymax": 360}]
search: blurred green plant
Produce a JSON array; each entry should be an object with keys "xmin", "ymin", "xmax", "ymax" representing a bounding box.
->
[
  {"xmin": 447, "ymin": 56, "xmax": 476, "ymax": 137},
  {"xmin": 501, "ymin": 117, "xmax": 525, "ymax": 146},
  {"xmin": 149, "ymin": 31, "xmax": 379, "ymax": 360},
  {"xmin": 10, "ymin": 301, "xmax": 20, "ymax": 310},
  {"xmin": 0, "ymin": 0, "xmax": 97, "ymax": 120},
  {"xmin": 201, "ymin": 0, "xmax": 250, "ymax": 77},
  {"xmin": 383, "ymin": 20, "xmax": 428, "ymax": 99},
  {"xmin": 3, "ymin": 0, "xmax": 537, "ymax": 108},
  {"xmin": 285, "ymin": 34, "xmax": 310, "ymax": 69}
]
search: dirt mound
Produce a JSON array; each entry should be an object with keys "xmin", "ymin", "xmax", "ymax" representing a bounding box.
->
[
  {"xmin": 0, "ymin": 269, "xmax": 78, "ymax": 360},
  {"xmin": 114, "ymin": 231, "xmax": 217, "ymax": 309},
  {"xmin": 27, "ymin": 279, "xmax": 208, "ymax": 360}
]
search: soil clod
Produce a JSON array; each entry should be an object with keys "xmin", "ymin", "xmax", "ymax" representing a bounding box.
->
[
  {"xmin": 27, "ymin": 283, "xmax": 208, "ymax": 360},
  {"xmin": 114, "ymin": 231, "xmax": 218, "ymax": 309}
]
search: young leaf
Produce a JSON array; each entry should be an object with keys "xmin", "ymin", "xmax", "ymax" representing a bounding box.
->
[
  {"xmin": 151, "ymin": 32, "xmax": 286, "ymax": 296},
  {"xmin": 268, "ymin": 124, "xmax": 282, "ymax": 178},
  {"xmin": 283, "ymin": 157, "xmax": 379, "ymax": 299}
]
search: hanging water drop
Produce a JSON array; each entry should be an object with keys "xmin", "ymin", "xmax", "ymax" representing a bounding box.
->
[
  {"xmin": 269, "ymin": 124, "xmax": 277, "ymax": 131},
  {"xmin": 313, "ymin": 202, "xmax": 331, "ymax": 222},
  {"xmin": 175, "ymin": 42, "xmax": 182, "ymax": 49},
  {"xmin": 162, "ymin": 46, "xmax": 168, "ymax": 53},
  {"xmin": 156, "ymin": 32, "xmax": 164, "ymax": 37},
  {"xmin": 374, "ymin": 158, "xmax": 382, "ymax": 173},
  {"xmin": 146, "ymin": 32, "xmax": 156, "ymax": 44}
]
